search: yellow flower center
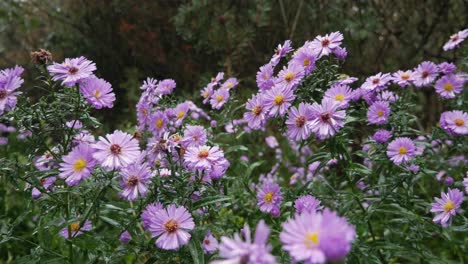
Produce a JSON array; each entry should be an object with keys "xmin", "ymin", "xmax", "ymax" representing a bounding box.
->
[
  {"xmin": 70, "ymin": 222, "xmax": 80, "ymax": 232},
  {"xmin": 443, "ymin": 83, "xmax": 454, "ymax": 92},
  {"xmin": 164, "ymin": 219, "xmax": 179, "ymax": 233},
  {"xmin": 377, "ymin": 110, "xmax": 384, "ymax": 117},
  {"xmin": 177, "ymin": 111, "xmax": 185, "ymax": 119},
  {"xmin": 94, "ymin": 89, "xmax": 101, "ymax": 98},
  {"xmin": 304, "ymin": 232, "xmax": 319, "ymax": 248},
  {"xmin": 252, "ymin": 106, "xmax": 262, "ymax": 116},
  {"xmin": 141, "ymin": 108, "xmax": 147, "ymax": 116},
  {"xmin": 398, "ymin": 147, "xmax": 407, "ymax": 155},
  {"xmin": 203, "ymin": 91, "xmax": 210, "ymax": 98},
  {"xmin": 303, "ymin": 58, "xmax": 310, "ymax": 66},
  {"xmin": 226, "ymin": 82, "xmax": 233, "ymax": 88},
  {"xmin": 216, "ymin": 95, "xmax": 224, "ymax": 102},
  {"xmin": 198, "ymin": 149, "xmax": 209, "ymax": 159},
  {"xmin": 156, "ymin": 119, "xmax": 163, "ymax": 129},
  {"xmin": 284, "ymin": 72, "xmax": 295, "ymax": 82},
  {"xmin": 444, "ymin": 201, "xmax": 455, "ymax": 212},
  {"xmin": 335, "ymin": 94, "xmax": 345, "ymax": 101},
  {"xmin": 401, "ymin": 73, "xmax": 410, "ymax": 80},
  {"xmin": 73, "ymin": 159, "xmax": 87, "ymax": 172},
  {"xmin": 264, "ymin": 192, "xmax": 274, "ymax": 203},
  {"xmin": 274, "ymin": 95, "xmax": 284, "ymax": 105},
  {"xmin": 455, "ymin": 118, "xmax": 464, "ymax": 126}
]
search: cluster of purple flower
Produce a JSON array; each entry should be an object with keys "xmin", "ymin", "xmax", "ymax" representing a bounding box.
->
[
  {"xmin": 0, "ymin": 65, "xmax": 24, "ymax": 115},
  {"xmin": 200, "ymin": 72, "xmax": 239, "ymax": 110}
]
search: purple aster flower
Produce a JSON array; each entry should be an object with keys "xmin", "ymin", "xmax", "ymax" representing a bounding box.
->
[
  {"xmin": 443, "ymin": 29, "xmax": 468, "ymax": 51},
  {"xmin": 66, "ymin": 120, "xmax": 83, "ymax": 129},
  {"xmin": 140, "ymin": 77, "xmax": 157, "ymax": 90},
  {"xmin": 221, "ymin": 77, "xmax": 239, "ymax": 90},
  {"xmin": 265, "ymin": 136, "xmax": 279, "ymax": 149},
  {"xmin": 324, "ymin": 84, "xmax": 353, "ymax": 108},
  {"xmin": 367, "ymin": 101, "xmax": 390, "ymax": 125},
  {"xmin": 334, "ymin": 75, "xmax": 358, "ymax": 86},
  {"xmin": 119, "ymin": 162, "xmax": 152, "ymax": 201},
  {"xmin": 309, "ymin": 99, "xmax": 346, "ymax": 139},
  {"xmin": 387, "ymin": 137, "xmax": 416, "ymax": 165},
  {"xmin": 142, "ymin": 204, "xmax": 195, "ymax": 250},
  {"xmin": 439, "ymin": 110, "xmax": 468, "ymax": 135},
  {"xmin": 181, "ymin": 125, "xmax": 207, "ymax": 148},
  {"xmin": 141, "ymin": 202, "xmax": 164, "ymax": 229},
  {"xmin": 119, "ymin": 231, "xmax": 132, "ymax": 244},
  {"xmin": 210, "ymin": 72, "xmax": 225, "ymax": 85},
  {"xmin": 361, "ymin": 73, "xmax": 392, "ymax": 91},
  {"xmin": 286, "ymin": 103, "xmax": 314, "ymax": 141},
  {"xmin": 202, "ymin": 231, "xmax": 218, "ymax": 254},
  {"xmin": 201, "ymin": 83, "xmax": 214, "ymax": 104},
  {"xmin": 333, "ymin": 46, "xmax": 348, "ymax": 60},
  {"xmin": 0, "ymin": 65, "xmax": 24, "ymax": 115},
  {"xmin": 372, "ymin": 129, "xmax": 392, "ymax": 143},
  {"xmin": 444, "ymin": 177, "xmax": 454, "ymax": 186},
  {"xmin": 264, "ymin": 85, "xmax": 295, "ymax": 117},
  {"xmin": 438, "ymin": 62, "xmax": 457, "ymax": 75},
  {"xmin": 280, "ymin": 209, "xmax": 355, "ymax": 263},
  {"xmin": 294, "ymin": 195, "xmax": 323, "ymax": 214},
  {"xmin": 244, "ymin": 93, "xmax": 268, "ymax": 129},
  {"xmin": 136, "ymin": 101, "xmax": 151, "ymax": 129},
  {"xmin": 257, "ymin": 182, "xmax": 282, "ymax": 216},
  {"xmin": 149, "ymin": 111, "xmax": 168, "ymax": 137},
  {"xmin": 212, "ymin": 220, "xmax": 277, "ymax": 264},
  {"xmin": 184, "ymin": 145, "xmax": 224, "ymax": 171},
  {"xmin": 59, "ymin": 219, "xmax": 92, "ymax": 239},
  {"xmin": 79, "ymin": 77, "xmax": 115, "ymax": 109},
  {"xmin": 430, "ymin": 188, "xmax": 463, "ymax": 227},
  {"xmin": 256, "ymin": 64, "xmax": 275, "ymax": 91},
  {"xmin": 173, "ymin": 102, "xmax": 190, "ymax": 127},
  {"xmin": 270, "ymin": 39, "xmax": 293, "ymax": 66},
  {"xmin": 34, "ymin": 149, "xmax": 58, "ymax": 171},
  {"xmin": 413, "ymin": 61, "xmax": 439, "ymax": 87},
  {"xmin": 391, "ymin": 70, "xmax": 415, "ymax": 87},
  {"xmin": 156, "ymin": 79, "xmax": 176, "ymax": 95},
  {"xmin": 406, "ymin": 164, "xmax": 420, "ymax": 173},
  {"xmin": 92, "ymin": 130, "xmax": 141, "ymax": 170},
  {"xmin": 291, "ymin": 46, "xmax": 317, "ymax": 75},
  {"xmin": 276, "ymin": 63, "xmax": 305, "ymax": 90},
  {"xmin": 59, "ymin": 144, "xmax": 96, "ymax": 186},
  {"xmin": 377, "ymin": 91, "xmax": 399, "ymax": 103},
  {"xmin": 210, "ymin": 88, "xmax": 230, "ymax": 109},
  {"xmin": 47, "ymin": 56, "xmax": 96, "ymax": 86},
  {"xmin": 309, "ymin": 31, "xmax": 344, "ymax": 57},
  {"xmin": 434, "ymin": 74, "xmax": 464, "ymax": 99},
  {"xmin": 32, "ymin": 177, "xmax": 56, "ymax": 199}
]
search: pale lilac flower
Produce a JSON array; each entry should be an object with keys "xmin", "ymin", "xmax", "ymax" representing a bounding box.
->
[
  {"xmin": 443, "ymin": 29, "xmax": 468, "ymax": 51},
  {"xmin": 210, "ymin": 88, "xmax": 230, "ymax": 109},
  {"xmin": 378, "ymin": 91, "xmax": 399, "ymax": 103},
  {"xmin": 264, "ymin": 85, "xmax": 295, "ymax": 117},
  {"xmin": 286, "ymin": 103, "xmax": 314, "ymax": 141},
  {"xmin": 210, "ymin": 72, "xmax": 225, "ymax": 85},
  {"xmin": 136, "ymin": 101, "xmax": 151, "ymax": 129},
  {"xmin": 391, "ymin": 70, "xmax": 414, "ymax": 87},
  {"xmin": 324, "ymin": 84, "xmax": 353, "ymax": 108},
  {"xmin": 438, "ymin": 62, "xmax": 457, "ymax": 75},
  {"xmin": 0, "ymin": 65, "xmax": 24, "ymax": 115},
  {"xmin": 270, "ymin": 40, "xmax": 293, "ymax": 66},
  {"xmin": 140, "ymin": 77, "xmax": 157, "ymax": 90},
  {"xmin": 309, "ymin": 99, "xmax": 346, "ymax": 139},
  {"xmin": 181, "ymin": 125, "xmax": 207, "ymax": 148},
  {"xmin": 59, "ymin": 144, "xmax": 96, "ymax": 186},
  {"xmin": 201, "ymin": 83, "xmax": 215, "ymax": 104},
  {"xmin": 119, "ymin": 162, "xmax": 152, "ymax": 201},
  {"xmin": 203, "ymin": 231, "xmax": 218, "ymax": 254},
  {"xmin": 276, "ymin": 63, "xmax": 305, "ymax": 90},
  {"xmin": 212, "ymin": 220, "xmax": 277, "ymax": 264},
  {"xmin": 92, "ymin": 130, "xmax": 141, "ymax": 170},
  {"xmin": 80, "ymin": 77, "xmax": 115, "ymax": 109},
  {"xmin": 257, "ymin": 182, "xmax": 282, "ymax": 216},
  {"xmin": 156, "ymin": 79, "xmax": 176, "ymax": 95},
  {"xmin": 439, "ymin": 110, "xmax": 468, "ymax": 135},
  {"xmin": 361, "ymin": 73, "xmax": 392, "ymax": 91},
  {"xmin": 309, "ymin": 31, "xmax": 344, "ymax": 57},
  {"xmin": 119, "ymin": 231, "xmax": 132, "ymax": 244},
  {"xmin": 184, "ymin": 145, "xmax": 224, "ymax": 171},
  {"xmin": 371, "ymin": 129, "xmax": 392, "ymax": 143},
  {"xmin": 141, "ymin": 202, "xmax": 164, "ymax": 229},
  {"xmin": 221, "ymin": 77, "xmax": 239, "ymax": 90},
  {"xmin": 59, "ymin": 220, "xmax": 92, "ymax": 239},
  {"xmin": 34, "ymin": 149, "xmax": 58, "ymax": 171},
  {"xmin": 280, "ymin": 209, "xmax": 355, "ymax": 263},
  {"xmin": 291, "ymin": 46, "xmax": 317, "ymax": 75},
  {"xmin": 387, "ymin": 137, "xmax": 416, "ymax": 165},
  {"xmin": 431, "ymin": 188, "xmax": 463, "ymax": 227},
  {"xmin": 265, "ymin": 136, "xmax": 279, "ymax": 149},
  {"xmin": 367, "ymin": 101, "xmax": 390, "ymax": 125},
  {"xmin": 149, "ymin": 111, "xmax": 168, "ymax": 137},
  {"xmin": 173, "ymin": 102, "xmax": 190, "ymax": 126},
  {"xmin": 256, "ymin": 64, "xmax": 275, "ymax": 91},
  {"xmin": 333, "ymin": 46, "xmax": 348, "ymax": 60},
  {"xmin": 32, "ymin": 177, "xmax": 57, "ymax": 199},
  {"xmin": 434, "ymin": 74, "xmax": 464, "ymax": 99},
  {"xmin": 66, "ymin": 120, "xmax": 82, "ymax": 129},
  {"xmin": 47, "ymin": 56, "xmax": 96, "ymax": 86},
  {"xmin": 294, "ymin": 195, "xmax": 323, "ymax": 214},
  {"xmin": 244, "ymin": 93, "xmax": 268, "ymax": 129},
  {"xmin": 142, "ymin": 204, "xmax": 195, "ymax": 250},
  {"xmin": 413, "ymin": 61, "xmax": 438, "ymax": 87}
]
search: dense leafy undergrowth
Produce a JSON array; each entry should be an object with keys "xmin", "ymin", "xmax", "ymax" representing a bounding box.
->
[{"xmin": 0, "ymin": 30, "xmax": 467, "ymax": 263}]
